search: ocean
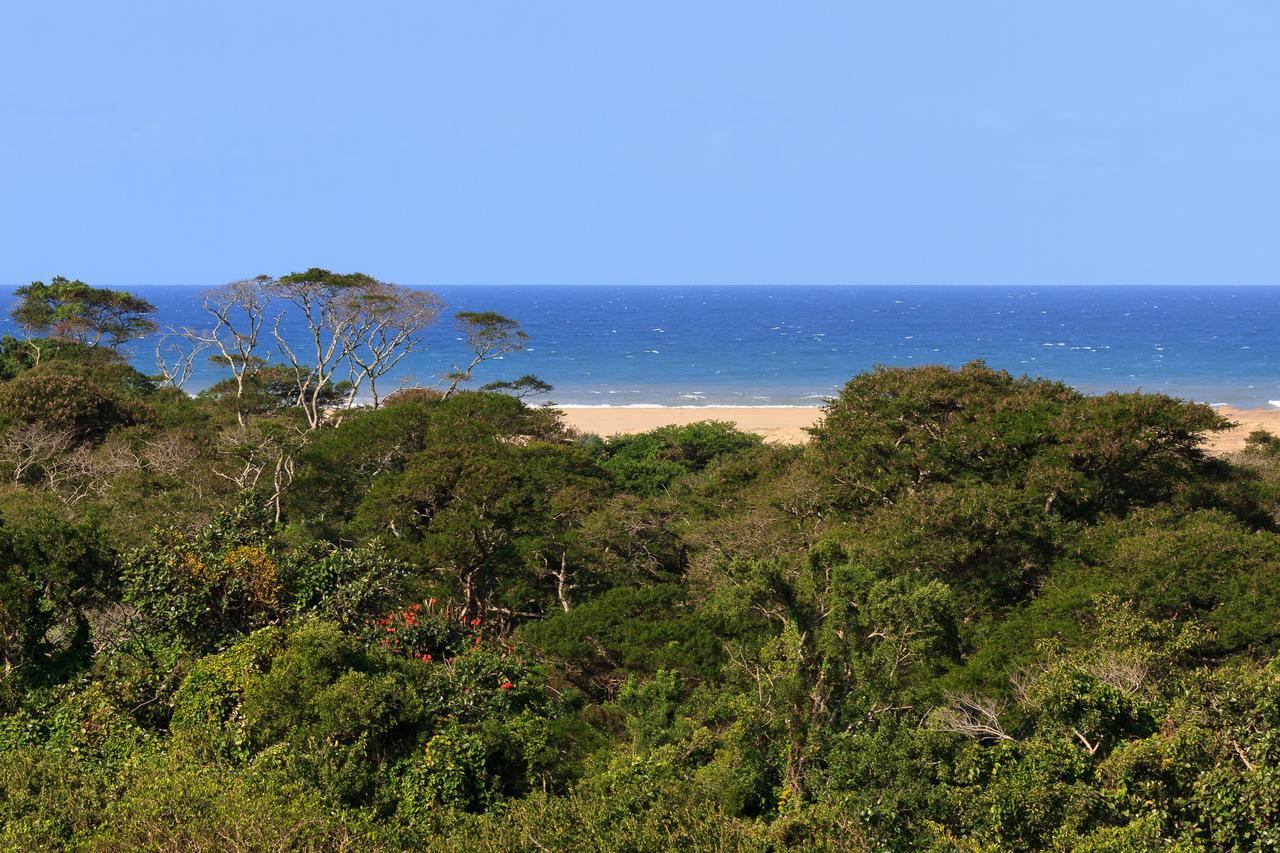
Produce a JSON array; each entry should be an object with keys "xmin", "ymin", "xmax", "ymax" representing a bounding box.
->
[{"xmin": 3, "ymin": 285, "xmax": 1279, "ymax": 408}]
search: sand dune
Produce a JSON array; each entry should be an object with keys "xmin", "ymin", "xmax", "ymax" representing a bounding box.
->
[{"xmin": 557, "ymin": 403, "xmax": 1280, "ymax": 454}]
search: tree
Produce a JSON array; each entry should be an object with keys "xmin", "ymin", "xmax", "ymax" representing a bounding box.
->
[
  {"xmin": 201, "ymin": 363, "xmax": 343, "ymax": 419},
  {"xmin": 355, "ymin": 440, "xmax": 608, "ymax": 621},
  {"xmin": 152, "ymin": 331, "xmax": 208, "ymax": 392},
  {"xmin": 594, "ymin": 421, "xmax": 764, "ymax": 495},
  {"xmin": 184, "ymin": 277, "xmax": 273, "ymax": 427},
  {"xmin": 10, "ymin": 277, "xmax": 157, "ymax": 348},
  {"xmin": 442, "ymin": 312, "xmax": 529, "ymax": 398},
  {"xmin": 0, "ymin": 494, "xmax": 107, "ymax": 707},
  {"xmin": 0, "ymin": 422, "xmax": 76, "ymax": 483},
  {"xmin": 481, "ymin": 374, "xmax": 553, "ymax": 400},
  {"xmin": 333, "ymin": 280, "xmax": 443, "ymax": 409},
  {"xmin": 120, "ymin": 504, "xmax": 285, "ymax": 649},
  {"xmin": 810, "ymin": 361, "xmax": 1229, "ymax": 521},
  {"xmin": 703, "ymin": 542, "xmax": 959, "ymax": 803},
  {"xmin": 0, "ymin": 363, "xmax": 138, "ymax": 441},
  {"xmin": 268, "ymin": 269, "xmax": 443, "ymax": 429},
  {"xmin": 213, "ymin": 417, "xmax": 309, "ymax": 523}
]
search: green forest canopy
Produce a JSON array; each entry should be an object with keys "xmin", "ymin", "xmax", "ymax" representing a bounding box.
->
[{"xmin": 2, "ymin": 296, "xmax": 1280, "ymax": 849}]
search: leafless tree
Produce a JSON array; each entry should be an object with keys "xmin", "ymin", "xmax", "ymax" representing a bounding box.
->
[
  {"xmin": 930, "ymin": 693, "xmax": 1015, "ymax": 743},
  {"xmin": 42, "ymin": 445, "xmax": 95, "ymax": 506},
  {"xmin": 335, "ymin": 283, "xmax": 443, "ymax": 411},
  {"xmin": 268, "ymin": 271, "xmax": 362, "ymax": 430},
  {"xmin": 142, "ymin": 433, "xmax": 199, "ymax": 477},
  {"xmin": 153, "ymin": 331, "xmax": 208, "ymax": 392},
  {"xmin": 187, "ymin": 270, "xmax": 446, "ymax": 430},
  {"xmin": 0, "ymin": 422, "xmax": 76, "ymax": 482},
  {"xmin": 1085, "ymin": 653, "xmax": 1149, "ymax": 696},
  {"xmin": 187, "ymin": 277, "xmax": 273, "ymax": 427},
  {"xmin": 269, "ymin": 270, "xmax": 446, "ymax": 428},
  {"xmin": 82, "ymin": 438, "xmax": 146, "ymax": 497},
  {"xmin": 213, "ymin": 420, "xmax": 304, "ymax": 522}
]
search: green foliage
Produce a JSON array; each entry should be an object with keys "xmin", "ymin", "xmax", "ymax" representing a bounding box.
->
[
  {"xmin": 237, "ymin": 621, "xmax": 427, "ymax": 803},
  {"xmin": 169, "ymin": 626, "xmax": 285, "ymax": 761},
  {"xmin": 288, "ymin": 541, "xmax": 407, "ymax": 626},
  {"xmin": 2, "ymin": 360, "xmax": 1280, "ymax": 848},
  {"xmin": 594, "ymin": 419, "xmax": 764, "ymax": 494},
  {"xmin": 284, "ymin": 398, "xmax": 439, "ymax": 536},
  {"xmin": 120, "ymin": 504, "xmax": 284, "ymax": 650},
  {"xmin": 10, "ymin": 277, "xmax": 157, "ymax": 347},
  {"xmin": 356, "ymin": 434, "xmax": 609, "ymax": 617},
  {"xmin": 395, "ymin": 724, "xmax": 496, "ymax": 813},
  {"xmin": 200, "ymin": 361, "xmax": 346, "ymax": 416},
  {"xmin": 89, "ymin": 755, "xmax": 373, "ymax": 851},
  {"xmin": 0, "ymin": 493, "xmax": 107, "ymax": 707},
  {"xmin": 444, "ymin": 311, "xmax": 530, "ymax": 394},
  {"xmin": 122, "ymin": 504, "xmax": 408, "ymax": 652},
  {"xmin": 519, "ymin": 584, "xmax": 723, "ymax": 690},
  {"xmin": 811, "ymin": 361, "xmax": 1228, "ymax": 520},
  {"xmin": 481, "ymin": 373, "xmax": 553, "ymax": 399},
  {"xmin": 0, "ymin": 359, "xmax": 147, "ymax": 440}
]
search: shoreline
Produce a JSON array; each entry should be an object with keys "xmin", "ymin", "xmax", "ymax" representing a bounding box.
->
[{"xmin": 556, "ymin": 403, "xmax": 1280, "ymax": 454}]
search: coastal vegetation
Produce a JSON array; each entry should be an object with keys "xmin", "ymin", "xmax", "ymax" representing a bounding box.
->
[{"xmin": 2, "ymin": 278, "xmax": 1280, "ymax": 850}]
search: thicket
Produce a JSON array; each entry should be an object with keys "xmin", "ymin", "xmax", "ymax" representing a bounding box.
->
[{"xmin": 2, "ymin": 282, "xmax": 1280, "ymax": 850}]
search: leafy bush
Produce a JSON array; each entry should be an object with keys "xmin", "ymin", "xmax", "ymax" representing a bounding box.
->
[{"xmin": 594, "ymin": 420, "xmax": 763, "ymax": 495}]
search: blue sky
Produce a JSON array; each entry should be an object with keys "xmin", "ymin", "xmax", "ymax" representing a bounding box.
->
[{"xmin": 2, "ymin": 2, "xmax": 1277, "ymax": 286}]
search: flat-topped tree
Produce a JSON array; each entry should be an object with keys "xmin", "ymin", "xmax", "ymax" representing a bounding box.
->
[
  {"xmin": 11, "ymin": 276, "xmax": 157, "ymax": 348},
  {"xmin": 481, "ymin": 374, "xmax": 552, "ymax": 399},
  {"xmin": 442, "ymin": 311, "xmax": 529, "ymax": 398},
  {"xmin": 332, "ymin": 278, "xmax": 443, "ymax": 408},
  {"xmin": 265, "ymin": 269, "xmax": 443, "ymax": 429}
]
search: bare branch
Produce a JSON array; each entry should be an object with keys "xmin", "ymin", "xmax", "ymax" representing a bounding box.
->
[
  {"xmin": 930, "ymin": 693, "xmax": 1015, "ymax": 743},
  {"xmin": 0, "ymin": 422, "xmax": 76, "ymax": 482},
  {"xmin": 191, "ymin": 277, "xmax": 272, "ymax": 427},
  {"xmin": 153, "ymin": 330, "xmax": 208, "ymax": 391},
  {"xmin": 1073, "ymin": 728, "xmax": 1102, "ymax": 755}
]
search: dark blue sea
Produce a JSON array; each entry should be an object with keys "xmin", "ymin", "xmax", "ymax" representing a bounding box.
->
[{"xmin": 3, "ymin": 286, "xmax": 1279, "ymax": 408}]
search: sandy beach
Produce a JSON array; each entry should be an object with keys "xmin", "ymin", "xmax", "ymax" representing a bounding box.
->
[
  {"xmin": 558, "ymin": 406, "xmax": 821, "ymax": 445},
  {"xmin": 1201, "ymin": 406, "xmax": 1280, "ymax": 453},
  {"xmin": 558, "ymin": 404, "xmax": 1280, "ymax": 454}
]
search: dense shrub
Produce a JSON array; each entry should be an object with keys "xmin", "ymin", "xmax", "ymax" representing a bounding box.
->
[
  {"xmin": 0, "ymin": 363, "xmax": 141, "ymax": 440},
  {"xmin": 592, "ymin": 420, "xmax": 763, "ymax": 495},
  {"xmin": 1, "ymin": 357, "xmax": 1279, "ymax": 849}
]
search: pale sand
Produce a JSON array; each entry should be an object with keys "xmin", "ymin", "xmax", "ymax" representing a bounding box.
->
[
  {"xmin": 557, "ymin": 404, "xmax": 1280, "ymax": 454},
  {"xmin": 1204, "ymin": 406, "xmax": 1280, "ymax": 454},
  {"xmin": 558, "ymin": 407, "xmax": 821, "ymax": 445}
]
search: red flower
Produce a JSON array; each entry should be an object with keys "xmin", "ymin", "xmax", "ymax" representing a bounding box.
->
[
  {"xmin": 474, "ymin": 636, "xmax": 482, "ymax": 645},
  {"xmin": 469, "ymin": 617, "xmax": 481, "ymax": 627},
  {"xmin": 420, "ymin": 653, "xmax": 432, "ymax": 662},
  {"xmin": 429, "ymin": 598, "xmax": 438, "ymax": 606},
  {"xmin": 500, "ymin": 681, "xmax": 514, "ymax": 690}
]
